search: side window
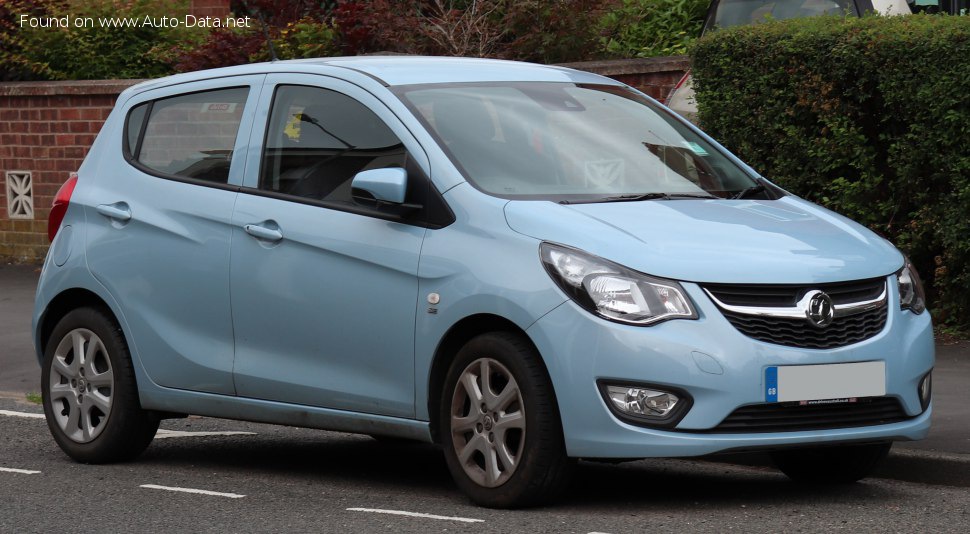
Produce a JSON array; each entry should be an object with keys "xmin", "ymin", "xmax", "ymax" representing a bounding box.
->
[
  {"xmin": 126, "ymin": 87, "xmax": 249, "ymax": 184},
  {"xmin": 260, "ymin": 85, "xmax": 407, "ymax": 203},
  {"xmin": 125, "ymin": 103, "xmax": 148, "ymax": 158}
]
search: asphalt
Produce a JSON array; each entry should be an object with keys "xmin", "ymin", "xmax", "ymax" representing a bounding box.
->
[
  {"xmin": 1, "ymin": 261, "xmax": 968, "ymax": 488},
  {"xmin": 0, "ymin": 263, "xmax": 41, "ymax": 394},
  {"xmin": 2, "ymin": 398, "xmax": 968, "ymax": 533}
]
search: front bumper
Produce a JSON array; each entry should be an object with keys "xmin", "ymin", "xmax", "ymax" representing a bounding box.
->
[{"xmin": 526, "ymin": 282, "xmax": 934, "ymax": 458}]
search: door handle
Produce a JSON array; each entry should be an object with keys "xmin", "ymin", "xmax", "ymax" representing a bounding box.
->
[
  {"xmin": 96, "ymin": 203, "xmax": 132, "ymax": 222},
  {"xmin": 244, "ymin": 223, "xmax": 283, "ymax": 242}
]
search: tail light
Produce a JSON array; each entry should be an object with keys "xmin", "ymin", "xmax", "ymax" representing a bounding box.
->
[
  {"xmin": 664, "ymin": 71, "xmax": 691, "ymax": 106},
  {"xmin": 48, "ymin": 172, "xmax": 78, "ymax": 242}
]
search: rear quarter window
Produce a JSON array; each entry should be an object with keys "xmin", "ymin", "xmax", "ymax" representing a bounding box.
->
[{"xmin": 125, "ymin": 87, "xmax": 249, "ymax": 184}]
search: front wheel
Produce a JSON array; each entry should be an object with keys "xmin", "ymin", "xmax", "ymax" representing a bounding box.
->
[
  {"xmin": 42, "ymin": 307, "xmax": 159, "ymax": 463},
  {"xmin": 440, "ymin": 332, "xmax": 574, "ymax": 508},
  {"xmin": 770, "ymin": 442, "xmax": 891, "ymax": 484}
]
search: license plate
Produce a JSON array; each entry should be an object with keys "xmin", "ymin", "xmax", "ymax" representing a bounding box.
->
[{"xmin": 765, "ymin": 361, "xmax": 885, "ymax": 403}]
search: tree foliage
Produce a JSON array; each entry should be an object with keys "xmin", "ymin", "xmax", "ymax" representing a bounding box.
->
[{"xmin": 3, "ymin": 0, "xmax": 712, "ymax": 78}]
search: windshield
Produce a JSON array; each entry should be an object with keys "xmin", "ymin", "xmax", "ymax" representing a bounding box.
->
[
  {"xmin": 705, "ymin": 0, "xmax": 858, "ymax": 33},
  {"xmin": 394, "ymin": 82, "xmax": 758, "ymax": 202}
]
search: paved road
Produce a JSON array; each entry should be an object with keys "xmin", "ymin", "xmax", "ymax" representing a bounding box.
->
[
  {"xmin": 1, "ymin": 398, "xmax": 968, "ymax": 533},
  {"xmin": 0, "ymin": 264, "xmax": 40, "ymax": 394}
]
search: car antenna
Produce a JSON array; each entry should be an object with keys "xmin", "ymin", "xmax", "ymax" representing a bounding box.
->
[{"xmin": 241, "ymin": 0, "xmax": 278, "ymax": 62}]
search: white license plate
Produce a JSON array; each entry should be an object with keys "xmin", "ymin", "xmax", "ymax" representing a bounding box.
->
[{"xmin": 765, "ymin": 361, "xmax": 886, "ymax": 403}]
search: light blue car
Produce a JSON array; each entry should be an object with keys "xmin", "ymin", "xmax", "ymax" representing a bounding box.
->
[{"xmin": 34, "ymin": 57, "xmax": 933, "ymax": 508}]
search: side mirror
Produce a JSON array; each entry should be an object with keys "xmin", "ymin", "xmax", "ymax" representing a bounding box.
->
[{"xmin": 351, "ymin": 168, "xmax": 407, "ymax": 205}]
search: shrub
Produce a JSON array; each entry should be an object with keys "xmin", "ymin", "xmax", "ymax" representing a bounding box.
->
[
  {"xmin": 10, "ymin": 0, "xmax": 198, "ymax": 80},
  {"xmin": 599, "ymin": 0, "xmax": 708, "ymax": 58},
  {"xmin": 169, "ymin": 1, "xmax": 337, "ymax": 72},
  {"xmin": 418, "ymin": 0, "xmax": 509, "ymax": 57},
  {"xmin": 332, "ymin": 0, "xmax": 607, "ymax": 63},
  {"xmin": 167, "ymin": 26, "xmax": 267, "ymax": 72},
  {"xmin": 501, "ymin": 0, "xmax": 609, "ymax": 63},
  {"xmin": 274, "ymin": 17, "xmax": 340, "ymax": 60},
  {"xmin": 0, "ymin": 0, "xmax": 53, "ymax": 80},
  {"xmin": 229, "ymin": 0, "xmax": 332, "ymax": 27},
  {"xmin": 691, "ymin": 14, "xmax": 970, "ymax": 329},
  {"xmin": 332, "ymin": 1, "xmax": 425, "ymax": 55}
]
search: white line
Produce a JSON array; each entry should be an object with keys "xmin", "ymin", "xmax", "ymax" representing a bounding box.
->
[
  {"xmin": 0, "ymin": 410, "xmax": 45, "ymax": 419},
  {"xmin": 347, "ymin": 508, "xmax": 484, "ymax": 523},
  {"xmin": 0, "ymin": 467, "xmax": 41, "ymax": 475},
  {"xmin": 154, "ymin": 429, "xmax": 256, "ymax": 439},
  {"xmin": 140, "ymin": 484, "xmax": 245, "ymax": 499}
]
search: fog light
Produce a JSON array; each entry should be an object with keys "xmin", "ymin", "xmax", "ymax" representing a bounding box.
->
[
  {"xmin": 606, "ymin": 385, "xmax": 679, "ymax": 418},
  {"xmin": 919, "ymin": 372, "xmax": 932, "ymax": 412}
]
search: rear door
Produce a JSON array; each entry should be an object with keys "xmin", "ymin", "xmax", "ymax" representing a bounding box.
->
[
  {"xmin": 228, "ymin": 74, "xmax": 432, "ymax": 417},
  {"xmin": 86, "ymin": 76, "xmax": 263, "ymax": 395}
]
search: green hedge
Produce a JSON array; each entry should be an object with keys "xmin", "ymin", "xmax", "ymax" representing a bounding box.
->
[
  {"xmin": 599, "ymin": 0, "xmax": 708, "ymax": 58},
  {"xmin": 691, "ymin": 14, "xmax": 970, "ymax": 330},
  {"xmin": 5, "ymin": 0, "xmax": 196, "ymax": 80}
]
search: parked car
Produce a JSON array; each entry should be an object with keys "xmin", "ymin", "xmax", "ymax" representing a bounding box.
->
[
  {"xmin": 35, "ymin": 57, "xmax": 933, "ymax": 508},
  {"xmin": 666, "ymin": 0, "xmax": 912, "ymax": 122},
  {"xmin": 908, "ymin": 0, "xmax": 969, "ymax": 14}
]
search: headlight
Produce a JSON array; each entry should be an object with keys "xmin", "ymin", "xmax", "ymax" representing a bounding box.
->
[
  {"xmin": 897, "ymin": 258, "xmax": 926, "ymax": 314},
  {"xmin": 540, "ymin": 243, "xmax": 697, "ymax": 325}
]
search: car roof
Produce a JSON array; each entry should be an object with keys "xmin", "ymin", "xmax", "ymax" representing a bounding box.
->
[{"xmin": 127, "ymin": 56, "xmax": 620, "ymax": 94}]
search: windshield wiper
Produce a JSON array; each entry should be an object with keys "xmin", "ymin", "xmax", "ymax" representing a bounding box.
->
[
  {"xmin": 560, "ymin": 192, "xmax": 716, "ymax": 205},
  {"xmin": 732, "ymin": 183, "xmax": 767, "ymax": 200},
  {"xmin": 664, "ymin": 193, "xmax": 718, "ymax": 199}
]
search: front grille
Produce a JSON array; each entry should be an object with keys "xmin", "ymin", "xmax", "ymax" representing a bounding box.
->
[
  {"xmin": 704, "ymin": 278, "xmax": 888, "ymax": 349},
  {"xmin": 704, "ymin": 397, "xmax": 909, "ymax": 433},
  {"xmin": 720, "ymin": 305, "xmax": 887, "ymax": 349}
]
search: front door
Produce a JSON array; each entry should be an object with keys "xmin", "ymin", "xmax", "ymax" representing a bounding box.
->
[{"xmin": 228, "ymin": 74, "xmax": 430, "ymax": 417}]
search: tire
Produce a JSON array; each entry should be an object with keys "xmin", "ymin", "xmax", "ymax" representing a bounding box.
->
[
  {"xmin": 770, "ymin": 442, "xmax": 892, "ymax": 484},
  {"xmin": 41, "ymin": 307, "xmax": 159, "ymax": 463},
  {"xmin": 440, "ymin": 331, "xmax": 574, "ymax": 508}
]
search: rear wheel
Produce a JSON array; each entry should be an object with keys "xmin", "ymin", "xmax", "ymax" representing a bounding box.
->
[
  {"xmin": 440, "ymin": 332, "xmax": 574, "ymax": 508},
  {"xmin": 42, "ymin": 307, "xmax": 159, "ymax": 463},
  {"xmin": 771, "ymin": 442, "xmax": 891, "ymax": 484}
]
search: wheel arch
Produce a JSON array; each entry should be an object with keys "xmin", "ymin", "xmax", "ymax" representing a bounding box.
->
[
  {"xmin": 426, "ymin": 313, "xmax": 559, "ymax": 444},
  {"xmin": 38, "ymin": 288, "xmax": 116, "ymax": 360}
]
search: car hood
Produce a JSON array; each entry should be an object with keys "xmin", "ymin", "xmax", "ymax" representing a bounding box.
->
[{"xmin": 504, "ymin": 196, "xmax": 903, "ymax": 284}]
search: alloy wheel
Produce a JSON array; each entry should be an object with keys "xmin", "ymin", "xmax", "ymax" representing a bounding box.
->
[
  {"xmin": 450, "ymin": 357, "xmax": 526, "ymax": 488},
  {"xmin": 48, "ymin": 328, "xmax": 114, "ymax": 443}
]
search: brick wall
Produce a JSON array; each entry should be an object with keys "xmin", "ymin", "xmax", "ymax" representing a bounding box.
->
[
  {"xmin": 0, "ymin": 57, "xmax": 689, "ymax": 262},
  {"xmin": 560, "ymin": 56, "xmax": 690, "ymax": 102},
  {"xmin": 0, "ymin": 80, "xmax": 139, "ymax": 261}
]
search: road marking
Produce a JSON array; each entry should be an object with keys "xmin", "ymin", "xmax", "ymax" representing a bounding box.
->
[
  {"xmin": 154, "ymin": 429, "xmax": 256, "ymax": 439},
  {"xmin": 0, "ymin": 467, "xmax": 41, "ymax": 475},
  {"xmin": 347, "ymin": 508, "xmax": 484, "ymax": 523},
  {"xmin": 140, "ymin": 484, "xmax": 245, "ymax": 499},
  {"xmin": 0, "ymin": 410, "xmax": 45, "ymax": 419}
]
